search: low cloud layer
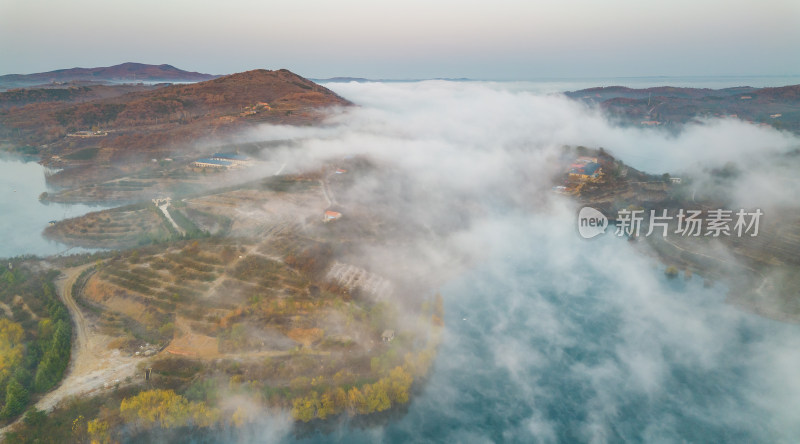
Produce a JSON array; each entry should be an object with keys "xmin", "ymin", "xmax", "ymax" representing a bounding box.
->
[
  {"xmin": 223, "ymin": 80, "xmax": 800, "ymax": 442},
  {"xmin": 245, "ymin": 80, "xmax": 800, "ymax": 208}
]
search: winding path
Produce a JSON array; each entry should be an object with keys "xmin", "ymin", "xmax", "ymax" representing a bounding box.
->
[
  {"xmin": 60, "ymin": 264, "xmax": 92, "ymax": 354},
  {"xmin": 1, "ymin": 263, "xmax": 141, "ymax": 441},
  {"xmin": 159, "ymin": 203, "xmax": 185, "ymax": 236},
  {"xmin": 320, "ymin": 169, "xmax": 339, "ymax": 208},
  {"xmin": 35, "ymin": 265, "xmax": 141, "ymax": 412},
  {"xmin": 0, "ymin": 265, "xmax": 93, "ymax": 439}
]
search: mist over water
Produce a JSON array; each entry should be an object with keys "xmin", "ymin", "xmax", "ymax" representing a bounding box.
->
[
  {"xmin": 280, "ymin": 208, "xmax": 800, "ymax": 443},
  {"xmin": 231, "ymin": 80, "xmax": 800, "ymax": 442}
]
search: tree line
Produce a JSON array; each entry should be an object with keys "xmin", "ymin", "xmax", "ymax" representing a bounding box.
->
[
  {"xmin": 291, "ymin": 365, "xmax": 413, "ymax": 422},
  {"xmin": 0, "ymin": 264, "xmax": 72, "ymax": 421}
]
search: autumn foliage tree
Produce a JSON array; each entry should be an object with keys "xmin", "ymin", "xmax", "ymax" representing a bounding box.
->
[
  {"xmin": 0, "ymin": 319, "xmax": 24, "ymax": 381},
  {"xmin": 0, "ymin": 319, "xmax": 27, "ymax": 419},
  {"xmin": 119, "ymin": 389, "xmax": 219, "ymax": 429},
  {"xmin": 291, "ymin": 366, "xmax": 414, "ymax": 422},
  {"xmin": 87, "ymin": 418, "xmax": 111, "ymax": 444},
  {"xmin": 291, "ymin": 391, "xmax": 320, "ymax": 423}
]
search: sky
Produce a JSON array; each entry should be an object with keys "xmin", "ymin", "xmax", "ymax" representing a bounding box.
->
[{"xmin": 1, "ymin": 0, "xmax": 799, "ymax": 79}]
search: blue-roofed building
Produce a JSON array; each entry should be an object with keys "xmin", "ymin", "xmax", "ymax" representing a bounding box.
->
[
  {"xmin": 212, "ymin": 152, "xmax": 252, "ymax": 166},
  {"xmin": 568, "ymin": 161, "xmax": 602, "ymax": 180},
  {"xmin": 192, "ymin": 158, "xmax": 233, "ymax": 168},
  {"xmin": 583, "ymin": 162, "xmax": 601, "ymax": 175}
]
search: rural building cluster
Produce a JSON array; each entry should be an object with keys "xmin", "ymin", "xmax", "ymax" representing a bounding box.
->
[
  {"xmin": 67, "ymin": 129, "xmax": 108, "ymax": 137},
  {"xmin": 240, "ymin": 102, "xmax": 272, "ymax": 116},
  {"xmin": 191, "ymin": 152, "xmax": 253, "ymax": 169},
  {"xmin": 568, "ymin": 156, "xmax": 603, "ymax": 180}
]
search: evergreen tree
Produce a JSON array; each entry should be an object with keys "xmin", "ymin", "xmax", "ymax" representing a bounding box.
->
[{"xmin": 1, "ymin": 378, "xmax": 29, "ymax": 418}]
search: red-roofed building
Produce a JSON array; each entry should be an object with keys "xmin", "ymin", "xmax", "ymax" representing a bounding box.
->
[{"xmin": 324, "ymin": 211, "xmax": 342, "ymax": 222}]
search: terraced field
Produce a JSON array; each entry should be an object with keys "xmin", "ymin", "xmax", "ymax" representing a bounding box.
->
[
  {"xmin": 45, "ymin": 204, "xmax": 173, "ymax": 248},
  {"xmin": 78, "ymin": 236, "xmax": 388, "ymax": 357},
  {"xmin": 42, "ymin": 161, "xmax": 225, "ymax": 205},
  {"xmin": 66, "ymin": 232, "xmax": 445, "ymax": 421},
  {"xmin": 182, "ymin": 183, "xmax": 326, "ymax": 237}
]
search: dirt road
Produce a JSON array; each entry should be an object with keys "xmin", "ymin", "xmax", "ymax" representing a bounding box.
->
[
  {"xmin": 35, "ymin": 265, "xmax": 141, "ymax": 412},
  {"xmin": 159, "ymin": 203, "xmax": 185, "ymax": 236},
  {"xmin": 9, "ymin": 264, "xmax": 141, "ymax": 420},
  {"xmin": 1, "ymin": 264, "xmax": 116, "ymax": 439},
  {"xmin": 61, "ymin": 264, "xmax": 92, "ymax": 354},
  {"xmin": 321, "ymin": 170, "xmax": 339, "ymax": 208}
]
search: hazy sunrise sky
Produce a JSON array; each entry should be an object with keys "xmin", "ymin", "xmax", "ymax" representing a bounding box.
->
[{"xmin": 1, "ymin": 0, "xmax": 798, "ymax": 79}]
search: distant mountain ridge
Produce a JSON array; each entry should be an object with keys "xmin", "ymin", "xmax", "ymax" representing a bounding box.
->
[
  {"xmin": 0, "ymin": 63, "xmax": 217, "ymax": 87},
  {"xmin": 313, "ymin": 77, "xmax": 474, "ymax": 83},
  {"xmin": 564, "ymin": 85, "xmax": 759, "ymax": 100},
  {"xmin": 564, "ymin": 84, "xmax": 800, "ymax": 133}
]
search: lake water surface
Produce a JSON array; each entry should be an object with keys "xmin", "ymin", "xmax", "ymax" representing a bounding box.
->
[{"xmin": 0, "ymin": 156, "xmax": 106, "ymax": 258}]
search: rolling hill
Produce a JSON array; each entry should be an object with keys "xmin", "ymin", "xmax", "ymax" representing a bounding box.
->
[{"xmin": 0, "ymin": 69, "xmax": 351, "ymax": 162}]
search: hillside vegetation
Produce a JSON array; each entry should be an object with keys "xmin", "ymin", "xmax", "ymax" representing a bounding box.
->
[
  {"xmin": 0, "ymin": 69, "xmax": 351, "ymax": 162},
  {"xmin": 565, "ymin": 84, "xmax": 800, "ymax": 133},
  {"xmin": 0, "ymin": 263, "xmax": 71, "ymax": 423}
]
